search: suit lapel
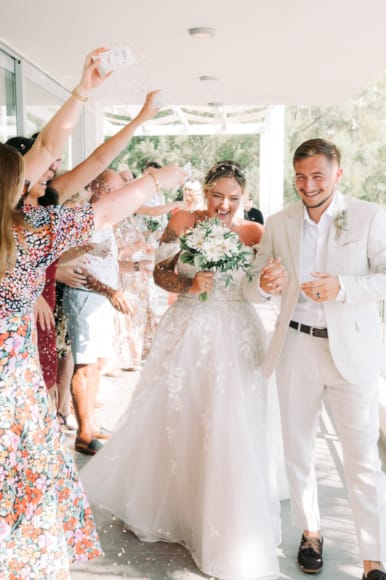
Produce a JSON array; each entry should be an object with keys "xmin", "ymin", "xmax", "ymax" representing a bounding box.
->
[{"xmin": 285, "ymin": 202, "xmax": 303, "ymax": 282}]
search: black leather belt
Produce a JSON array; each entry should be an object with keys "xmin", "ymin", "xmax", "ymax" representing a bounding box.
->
[{"xmin": 289, "ymin": 320, "xmax": 328, "ymax": 339}]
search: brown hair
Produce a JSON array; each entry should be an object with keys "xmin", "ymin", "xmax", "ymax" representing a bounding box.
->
[
  {"xmin": 293, "ymin": 138, "xmax": 341, "ymax": 167},
  {"xmin": 0, "ymin": 143, "xmax": 26, "ymax": 278},
  {"xmin": 203, "ymin": 160, "xmax": 246, "ymax": 192}
]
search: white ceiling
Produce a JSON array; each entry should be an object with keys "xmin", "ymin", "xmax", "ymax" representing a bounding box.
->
[{"xmin": 1, "ymin": 0, "xmax": 386, "ymax": 108}]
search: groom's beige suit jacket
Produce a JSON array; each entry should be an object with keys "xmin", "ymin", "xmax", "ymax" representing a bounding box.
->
[{"xmin": 244, "ymin": 192, "xmax": 386, "ymax": 384}]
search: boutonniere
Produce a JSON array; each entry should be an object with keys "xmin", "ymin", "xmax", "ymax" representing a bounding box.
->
[{"xmin": 334, "ymin": 209, "xmax": 348, "ymax": 240}]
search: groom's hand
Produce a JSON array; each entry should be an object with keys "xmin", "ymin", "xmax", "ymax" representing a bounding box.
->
[
  {"xmin": 260, "ymin": 257, "xmax": 287, "ymax": 294},
  {"xmin": 301, "ymin": 272, "xmax": 340, "ymax": 302}
]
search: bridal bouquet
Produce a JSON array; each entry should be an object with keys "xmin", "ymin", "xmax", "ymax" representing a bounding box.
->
[{"xmin": 179, "ymin": 217, "xmax": 252, "ymax": 301}]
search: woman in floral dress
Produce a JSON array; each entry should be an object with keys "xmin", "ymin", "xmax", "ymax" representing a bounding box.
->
[{"xmin": 0, "ymin": 54, "xmax": 185, "ymax": 575}]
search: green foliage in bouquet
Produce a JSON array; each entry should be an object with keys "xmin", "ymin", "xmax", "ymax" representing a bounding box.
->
[{"xmin": 179, "ymin": 217, "xmax": 252, "ymax": 301}]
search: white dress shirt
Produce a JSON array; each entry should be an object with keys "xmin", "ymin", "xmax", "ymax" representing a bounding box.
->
[{"xmin": 292, "ymin": 195, "xmax": 343, "ymax": 328}]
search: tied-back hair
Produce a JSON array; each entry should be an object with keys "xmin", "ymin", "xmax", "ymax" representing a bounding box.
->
[
  {"xmin": 203, "ymin": 160, "xmax": 246, "ymax": 192},
  {"xmin": 0, "ymin": 143, "xmax": 27, "ymax": 278},
  {"xmin": 293, "ymin": 138, "xmax": 341, "ymax": 167},
  {"xmin": 38, "ymin": 184, "xmax": 60, "ymax": 207}
]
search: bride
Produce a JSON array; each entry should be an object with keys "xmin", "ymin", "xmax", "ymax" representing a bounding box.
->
[{"xmin": 81, "ymin": 160, "xmax": 285, "ymax": 580}]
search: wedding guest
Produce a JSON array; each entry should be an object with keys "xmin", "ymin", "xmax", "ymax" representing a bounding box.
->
[
  {"xmin": 134, "ymin": 161, "xmax": 187, "ymax": 355},
  {"xmin": 63, "ymin": 169, "xmax": 130, "ymax": 454},
  {"xmin": 80, "ymin": 161, "xmax": 287, "ymax": 580},
  {"xmin": 182, "ymin": 179, "xmax": 203, "ymax": 211},
  {"xmin": 55, "ymin": 254, "xmax": 90, "ymax": 430},
  {"xmin": 244, "ymin": 196, "xmax": 264, "ymax": 225},
  {"xmin": 112, "ymin": 215, "xmax": 155, "ymax": 372},
  {"xmin": 120, "ymin": 168, "xmax": 135, "ymax": 183},
  {"xmin": 245, "ymin": 138, "xmax": 386, "ymax": 580},
  {"xmin": 7, "ymin": 90, "xmax": 160, "ymax": 404},
  {"xmin": 6, "ymin": 137, "xmax": 61, "ymax": 401},
  {"xmin": 0, "ymin": 47, "xmax": 185, "ymax": 576}
]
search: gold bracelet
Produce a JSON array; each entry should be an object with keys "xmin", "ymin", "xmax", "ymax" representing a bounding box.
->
[
  {"xmin": 71, "ymin": 88, "xmax": 88, "ymax": 103},
  {"xmin": 148, "ymin": 170, "xmax": 160, "ymax": 193}
]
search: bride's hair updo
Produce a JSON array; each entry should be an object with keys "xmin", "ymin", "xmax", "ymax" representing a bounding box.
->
[{"xmin": 203, "ymin": 160, "xmax": 246, "ymax": 192}]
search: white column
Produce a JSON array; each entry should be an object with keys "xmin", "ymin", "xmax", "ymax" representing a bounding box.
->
[
  {"xmin": 259, "ymin": 105, "xmax": 285, "ymax": 219},
  {"xmin": 380, "ymin": 376, "xmax": 386, "ymax": 445}
]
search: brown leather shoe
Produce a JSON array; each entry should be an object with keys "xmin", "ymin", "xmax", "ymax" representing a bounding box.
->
[{"xmin": 297, "ymin": 534, "xmax": 323, "ymax": 574}]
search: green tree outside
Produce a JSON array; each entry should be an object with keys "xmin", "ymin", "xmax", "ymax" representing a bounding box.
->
[{"xmin": 107, "ymin": 69, "xmax": 386, "ymax": 209}]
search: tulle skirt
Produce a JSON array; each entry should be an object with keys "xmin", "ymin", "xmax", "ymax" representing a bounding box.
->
[{"xmin": 81, "ymin": 295, "xmax": 284, "ymax": 579}]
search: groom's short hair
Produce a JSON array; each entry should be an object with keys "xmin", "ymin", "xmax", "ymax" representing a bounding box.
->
[{"xmin": 293, "ymin": 138, "xmax": 341, "ymax": 167}]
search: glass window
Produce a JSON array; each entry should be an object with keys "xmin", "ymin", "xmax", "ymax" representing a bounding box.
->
[
  {"xmin": 24, "ymin": 71, "xmax": 71, "ymax": 169},
  {"xmin": 0, "ymin": 51, "xmax": 16, "ymax": 141}
]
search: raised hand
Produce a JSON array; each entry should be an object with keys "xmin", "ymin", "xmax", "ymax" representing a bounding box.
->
[
  {"xmin": 136, "ymin": 90, "xmax": 162, "ymax": 123},
  {"xmin": 156, "ymin": 165, "xmax": 188, "ymax": 191},
  {"xmin": 76, "ymin": 47, "xmax": 110, "ymax": 94}
]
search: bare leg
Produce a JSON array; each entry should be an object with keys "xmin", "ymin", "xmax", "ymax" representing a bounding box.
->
[
  {"xmin": 57, "ymin": 351, "xmax": 74, "ymax": 418},
  {"xmin": 71, "ymin": 362, "xmax": 100, "ymax": 443}
]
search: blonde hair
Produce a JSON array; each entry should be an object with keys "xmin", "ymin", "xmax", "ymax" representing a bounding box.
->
[
  {"xmin": 203, "ymin": 160, "xmax": 246, "ymax": 193},
  {"xmin": 0, "ymin": 144, "xmax": 26, "ymax": 278}
]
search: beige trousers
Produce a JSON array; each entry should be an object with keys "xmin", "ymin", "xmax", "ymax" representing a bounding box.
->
[{"xmin": 276, "ymin": 327, "xmax": 386, "ymax": 560}]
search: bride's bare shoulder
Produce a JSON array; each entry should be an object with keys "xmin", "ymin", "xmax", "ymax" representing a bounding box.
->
[
  {"xmin": 237, "ymin": 219, "xmax": 264, "ymax": 246},
  {"xmin": 163, "ymin": 209, "xmax": 196, "ymax": 238}
]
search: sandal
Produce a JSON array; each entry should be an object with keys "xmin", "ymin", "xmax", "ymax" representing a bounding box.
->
[
  {"xmin": 57, "ymin": 412, "xmax": 76, "ymax": 431},
  {"xmin": 75, "ymin": 437, "xmax": 103, "ymax": 455}
]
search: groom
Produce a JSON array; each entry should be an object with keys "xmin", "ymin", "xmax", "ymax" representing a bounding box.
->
[{"xmin": 244, "ymin": 138, "xmax": 386, "ymax": 580}]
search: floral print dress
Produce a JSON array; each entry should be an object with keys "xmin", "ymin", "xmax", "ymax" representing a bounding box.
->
[{"xmin": 0, "ymin": 204, "xmax": 102, "ymax": 578}]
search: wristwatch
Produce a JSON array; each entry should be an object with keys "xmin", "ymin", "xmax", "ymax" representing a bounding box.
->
[{"xmin": 134, "ymin": 262, "xmax": 140, "ymax": 272}]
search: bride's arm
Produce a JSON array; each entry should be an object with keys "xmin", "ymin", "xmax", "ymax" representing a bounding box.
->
[
  {"xmin": 153, "ymin": 227, "xmax": 194, "ymax": 294},
  {"xmin": 153, "ymin": 212, "xmax": 213, "ymax": 295}
]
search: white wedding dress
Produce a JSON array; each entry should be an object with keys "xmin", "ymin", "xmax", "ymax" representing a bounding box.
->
[{"xmin": 81, "ymin": 253, "xmax": 286, "ymax": 580}]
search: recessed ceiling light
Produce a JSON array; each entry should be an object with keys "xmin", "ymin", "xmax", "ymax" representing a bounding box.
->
[
  {"xmin": 188, "ymin": 27, "xmax": 216, "ymax": 39},
  {"xmin": 199, "ymin": 75, "xmax": 219, "ymax": 82}
]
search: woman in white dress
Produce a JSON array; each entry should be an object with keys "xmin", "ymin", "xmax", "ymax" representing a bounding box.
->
[{"xmin": 81, "ymin": 161, "xmax": 282, "ymax": 580}]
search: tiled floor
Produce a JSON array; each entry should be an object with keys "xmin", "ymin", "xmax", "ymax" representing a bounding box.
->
[{"xmin": 69, "ymin": 300, "xmax": 386, "ymax": 579}]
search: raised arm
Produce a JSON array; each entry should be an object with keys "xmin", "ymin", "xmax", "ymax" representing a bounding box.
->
[
  {"xmin": 91, "ymin": 166, "xmax": 186, "ymax": 229},
  {"xmin": 23, "ymin": 48, "xmax": 107, "ymax": 188},
  {"xmin": 136, "ymin": 201, "xmax": 186, "ymax": 216},
  {"xmin": 52, "ymin": 91, "xmax": 161, "ymax": 202}
]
